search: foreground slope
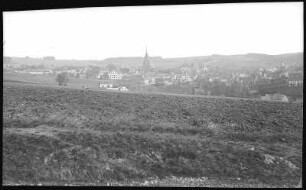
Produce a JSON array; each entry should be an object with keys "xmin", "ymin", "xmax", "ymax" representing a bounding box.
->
[{"xmin": 3, "ymin": 83, "xmax": 303, "ymax": 187}]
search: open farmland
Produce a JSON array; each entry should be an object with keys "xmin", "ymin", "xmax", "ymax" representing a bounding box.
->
[
  {"xmin": 3, "ymin": 83, "xmax": 303, "ymax": 187},
  {"xmin": 3, "ymin": 73, "xmax": 103, "ymax": 90}
]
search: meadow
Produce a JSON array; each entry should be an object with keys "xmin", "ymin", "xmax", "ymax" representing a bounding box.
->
[
  {"xmin": 3, "ymin": 72, "xmax": 102, "ymax": 89},
  {"xmin": 3, "ymin": 82, "xmax": 303, "ymax": 187}
]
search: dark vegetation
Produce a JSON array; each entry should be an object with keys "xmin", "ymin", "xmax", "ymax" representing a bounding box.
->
[
  {"xmin": 3, "ymin": 83, "xmax": 303, "ymax": 186},
  {"xmin": 56, "ymin": 73, "xmax": 69, "ymax": 86}
]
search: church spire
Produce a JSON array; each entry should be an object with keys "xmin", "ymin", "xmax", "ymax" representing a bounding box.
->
[
  {"xmin": 142, "ymin": 46, "xmax": 151, "ymax": 73},
  {"xmin": 145, "ymin": 45, "xmax": 148, "ymax": 57}
]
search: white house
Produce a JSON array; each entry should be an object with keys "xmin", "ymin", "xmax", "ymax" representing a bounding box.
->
[
  {"xmin": 29, "ymin": 71, "xmax": 44, "ymax": 75},
  {"xmin": 144, "ymin": 77, "xmax": 156, "ymax": 85},
  {"xmin": 261, "ymin": 94, "xmax": 272, "ymax": 101},
  {"xmin": 272, "ymin": 93, "xmax": 289, "ymax": 102},
  {"xmin": 164, "ymin": 80, "xmax": 174, "ymax": 86},
  {"xmin": 43, "ymin": 70, "xmax": 53, "ymax": 74},
  {"xmin": 108, "ymin": 70, "xmax": 123, "ymax": 80},
  {"xmin": 119, "ymin": 87, "xmax": 129, "ymax": 92},
  {"xmin": 99, "ymin": 83, "xmax": 113, "ymax": 88},
  {"xmin": 144, "ymin": 79, "xmax": 150, "ymax": 85},
  {"xmin": 181, "ymin": 73, "xmax": 192, "ymax": 83},
  {"xmin": 107, "ymin": 87, "xmax": 119, "ymax": 91},
  {"xmin": 261, "ymin": 94, "xmax": 289, "ymax": 102}
]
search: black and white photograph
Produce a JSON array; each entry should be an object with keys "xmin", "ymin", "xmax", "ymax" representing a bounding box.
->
[{"xmin": 2, "ymin": 1, "xmax": 303, "ymax": 187}]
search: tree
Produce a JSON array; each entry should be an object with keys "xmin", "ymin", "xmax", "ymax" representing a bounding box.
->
[
  {"xmin": 85, "ymin": 67, "xmax": 100, "ymax": 79},
  {"xmin": 120, "ymin": 68, "xmax": 130, "ymax": 74},
  {"xmin": 190, "ymin": 87, "xmax": 195, "ymax": 95},
  {"xmin": 56, "ymin": 73, "xmax": 69, "ymax": 86},
  {"xmin": 101, "ymin": 72, "xmax": 109, "ymax": 80},
  {"xmin": 106, "ymin": 64, "xmax": 116, "ymax": 71}
]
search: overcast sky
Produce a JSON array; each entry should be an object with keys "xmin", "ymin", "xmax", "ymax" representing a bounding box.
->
[{"xmin": 3, "ymin": 2, "xmax": 303, "ymax": 60}]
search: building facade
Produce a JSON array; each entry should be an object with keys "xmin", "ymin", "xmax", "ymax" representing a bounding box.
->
[
  {"xmin": 108, "ymin": 70, "xmax": 123, "ymax": 80},
  {"xmin": 288, "ymin": 72, "xmax": 303, "ymax": 87}
]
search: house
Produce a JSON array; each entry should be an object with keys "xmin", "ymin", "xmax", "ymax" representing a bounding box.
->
[
  {"xmin": 287, "ymin": 72, "xmax": 303, "ymax": 87},
  {"xmin": 220, "ymin": 78, "xmax": 228, "ymax": 83},
  {"xmin": 209, "ymin": 77, "xmax": 218, "ymax": 82},
  {"xmin": 99, "ymin": 83, "xmax": 113, "ymax": 88},
  {"xmin": 266, "ymin": 67, "xmax": 278, "ymax": 72},
  {"xmin": 261, "ymin": 93, "xmax": 289, "ymax": 102},
  {"xmin": 261, "ymin": 94, "xmax": 272, "ymax": 101},
  {"xmin": 43, "ymin": 70, "xmax": 53, "ymax": 74},
  {"xmin": 239, "ymin": 73, "xmax": 247, "ymax": 78},
  {"xmin": 144, "ymin": 77, "xmax": 156, "ymax": 85},
  {"xmin": 119, "ymin": 87, "xmax": 129, "ymax": 92},
  {"xmin": 99, "ymin": 83, "xmax": 108, "ymax": 88},
  {"xmin": 144, "ymin": 79, "xmax": 150, "ymax": 85},
  {"xmin": 4, "ymin": 62, "xmax": 20, "ymax": 69},
  {"xmin": 108, "ymin": 70, "xmax": 123, "ymax": 80},
  {"xmin": 184, "ymin": 74, "xmax": 192, "ymax": 83},
  {"xmin": 164, "ymin": 80, "xmax": 174, "ymax": 86},
  {"xmin": 272, "ymin": 93, "xmax": 289, "ymax": 102},
  {"xmin": 107, "ymin": 87, "xmax": 119, "ymax": 91},
  {"xmin": 150, "ymin": 78, "xmax": 156, "ymax": 85},
  {"xmin": 178, "ymin": 73, "xmax": 192, "ymax": 83},
  {"xmin": 29, "ymin": 70, "xmax": 44, "ymax": 75},
  {"xmin": 68, "ymin": 69, "xmax": 77, "ymax": 74}
]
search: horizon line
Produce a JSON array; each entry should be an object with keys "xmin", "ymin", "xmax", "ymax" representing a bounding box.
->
[{"xmin": 4, "ymin": 52, "xmax": 303, "ymax": 61}]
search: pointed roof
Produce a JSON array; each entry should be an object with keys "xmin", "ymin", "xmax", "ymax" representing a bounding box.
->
[
  {"xmin": 144, "ymin": 46, "xmax": 149, "ymax": 59},
  {"xmin": 142, "ymin": 46, "xmax": 151, "ymax": 72}
]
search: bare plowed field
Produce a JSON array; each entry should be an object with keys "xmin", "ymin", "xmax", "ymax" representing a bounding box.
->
[{"xmin": 3, "ymin": 83, "xmax": 303, "ymax": 187}]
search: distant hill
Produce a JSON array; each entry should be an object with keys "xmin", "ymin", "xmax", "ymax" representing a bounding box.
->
[
  {"xmin": 6, "ymin": 52, "xmax": 303, "ymax": 70},
  {"xmin": 102, "ymin": 56, "xmax": 163, "ymax": 68},
  {"xmin": 100, "ymin": 52, "xmax": 303, "ymax": 70},
  {"xmin": 8, "ymin": 57, "xmax": 97, "ymax": 67}
]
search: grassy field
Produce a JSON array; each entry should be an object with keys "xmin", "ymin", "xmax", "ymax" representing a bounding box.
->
[
  {"xmin": 3, "ymin": 73, "xmax": 102, "ymax": 90},
  {"xmin": 2, "ymin": 82, "xmax": 303, "ymax": 187}
]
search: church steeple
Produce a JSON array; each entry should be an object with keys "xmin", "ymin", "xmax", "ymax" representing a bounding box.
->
[
  {"xmin": 145, "ymin": 47, "xmax": 148, "ymax": 58},
  {"xmin": 142, "ymin": 46, "xmax": 151, "ymax": 73}
]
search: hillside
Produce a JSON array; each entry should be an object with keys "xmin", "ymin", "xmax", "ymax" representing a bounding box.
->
[
  {"xmin": 3, "ymin": 83, "xmax": 302, "ymax": 187},
  {"xmin": 99, "ymin": 52, "xmax": 304, "ymax": 69},
  {"xmin": 8, "ymin": 57, "xmax": 97, "ymax": 67},
  {"xmin": 6, "ymin": 52, "xmax": 303, "ymax": 70}
]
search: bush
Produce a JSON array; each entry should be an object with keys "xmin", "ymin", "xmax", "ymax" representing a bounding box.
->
[{"xmin": 56, "ymin": 73, "xmax": 69, "ymax": 86}]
